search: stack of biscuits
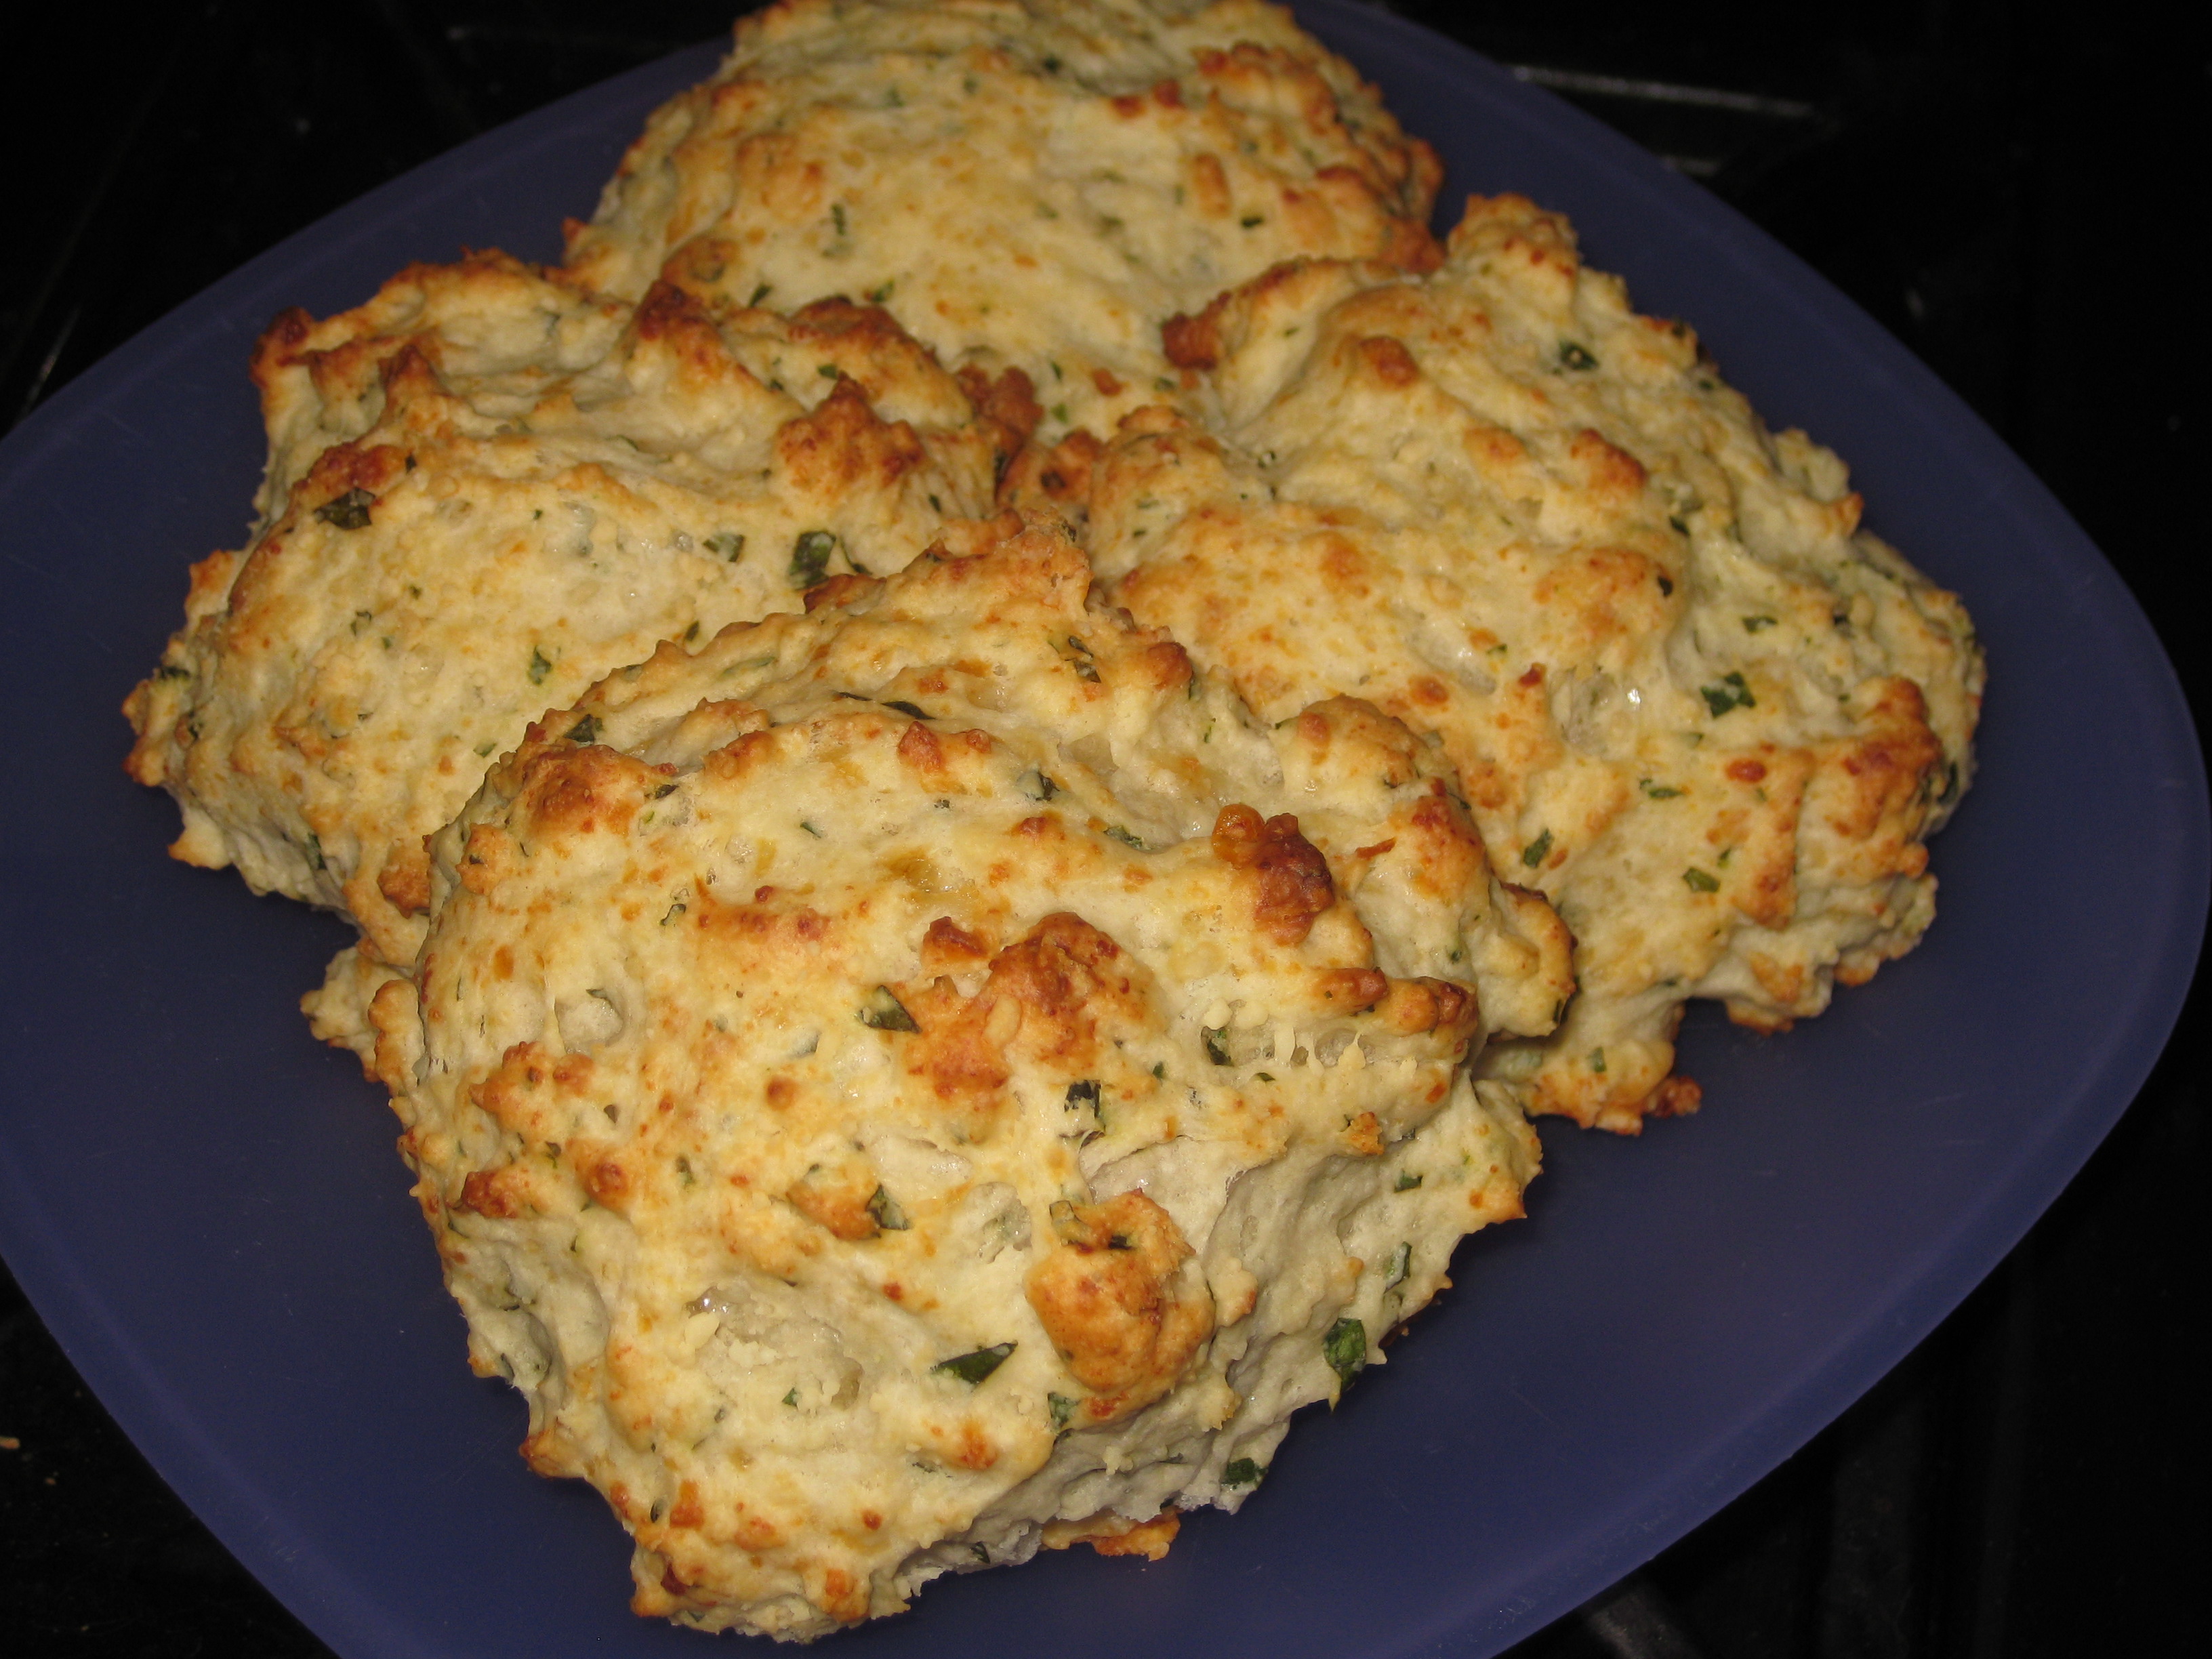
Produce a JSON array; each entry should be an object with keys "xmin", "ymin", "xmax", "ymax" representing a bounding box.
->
[{"xmin": 123, "ymin": 0, "xmax": 1982, "ymax": 1641}]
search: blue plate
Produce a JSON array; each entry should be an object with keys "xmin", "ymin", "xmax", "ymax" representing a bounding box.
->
[{"xmin": 0, "ymin": 5, "xmax": 2202, "ymax": 1656}]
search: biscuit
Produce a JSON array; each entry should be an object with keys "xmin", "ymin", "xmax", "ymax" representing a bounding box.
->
[
  {"xmin": 315, "ymin": 518, "xmax": 1565, "ymax": 1637},
  {"xmin": 1076, "ymin": 195, "xmax": 1984, "ymax": 1128},
  {"xmin": 126, "ymin": 253, "xmax": 1024, "ymax": 963},
  {"xmin": 565, "ymin": 0, "xmax": 1441, "ymax": 437}
]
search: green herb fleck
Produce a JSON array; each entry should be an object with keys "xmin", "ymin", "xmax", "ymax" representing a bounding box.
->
[
  {"xmin": 1240, "ymin": 213, "xmax": 1264, "ymax": 228},
  {"xmin": 747, "ymin": 282, "xmax": 772, "ymax": 306},
  {"xmin": 884, "ymin": 699, "xmax": 929, "ymax": 719},
  {"xmin": 304, "ymin": 832, "xmax": 326, "ymax": 874},
  {"xmin": 830, "ymin": 203, "xmax": 847, "ymax": 237},
  {"xmin": 676, "ymin": 1155, "xmax": 696, "ymax": 1185},
  {"xmin": 1393, "ymin": 1171, "xmax": 1422, "ymax": 1192},
  {"xmin": 1385, "ymin": 1242, "xmax": 1412, "ymax": 1291},
  {"xmin": 314, "ymin": 488, "xmax": 375, "ymax": 530},
  {"xmin": 528, "ymin": 647, "xmax": 552, "ymax": 685},
  {"xmin": 866, "ymin": 281, "xmax": 894, "ymax": 303},
  {"xmin": 933, "ymin": 1342, "xmax": 1015, "ymax": 1385},
  {"xmin": 565, "ymin": 714, "xmax": 601, "ymax": 746},
  {"xmin": 1558, "ymin": 342, "xmax": 1598, "ymax": 371},
  {"xmin": 858, "ymin": 985, "xmax": 920, "ymax": 1032},
  {"xmin": 1683, "ymin": 866, "xmax": 1721, "ymax": 893},
  {"xmin": 866, "ymin": 1185, "xmax": 910, "ymax": 1231},
  {"xmin": 1017, "ymin": 769, "xmax": 1058, "ymax": 802},
  {"xmin": 1061, "ymin": 635, "xmax": 1101, "ymax": 682},
  {"xmin": 1699, "ymin": 671, "xmax": 1755, "ymax": 716},
  {"xmin": 1203, "ymin": 1027, "xmax": 1231, "ymax": 1066},
  {"xmin": 789, "ymin": 529, "xmax": 838, "ymax": 588},
  {"xmin": 1323, "ymin": 1317, "xmax": 1368, "ymax": 1388},
  {"xmin": 1102, "ymin": 824, "xmax": 1150, "ymax": 851},
  {"xmin": 1050, "ymin": 402, "xmax": 1071, "ymax": 424},
  {"xmin": 782, "ymin": 1387, "xmax": 800, "ymax": 1407},
  {"xmin": 817, "ymin": 363, "xmax": 840, "ymax": 380},
  {"xmin": 1048, "ymin": 1392, "xmax": 1077, "ymax": 1431},
  {"xmin": 1667, "ymin": 515, "xmax": 1688, "ymax": 535},
  {"xmin": 1742, "ymin": 615, "xmax": 1776, "ymax": 632},
  {"xmin": 1521, "ymin": 828, "xmax": 1553, "ymax": 868},
  {"xmin": 1065, "ymin": 1079, "xmax": 1101, "ymax": 1111},
  {"xmin": 1639, "ymin": 779, "xmax": 1683, "ymax": 799},
  {"xmin": 1588, "ymin": 1048, "xmax": 1607, "ymax": 1073},
  {"xmin": 1222, "ymin": 1458, "xmax": 1266, "ymax": 1489},
  {"xmin": 1040, "ymin": 53, "xmax": 1061, "ymax": 73}
]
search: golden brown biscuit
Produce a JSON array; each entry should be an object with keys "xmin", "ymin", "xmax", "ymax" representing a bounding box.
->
[
  {"xmin": 310, "ymin": 518, "xmax": 1561, "ymax": 1637},
  {"xmin": 1082, "ymin": 195, "xmax": 1984, "ymax": 1129},
  {"xmin": 126, "ymin": 253, "xmax": 1022, "ymax": 963},
  {"xmin": 565, "ymin": 0, "xmax": 1441, "ymax": 437}
]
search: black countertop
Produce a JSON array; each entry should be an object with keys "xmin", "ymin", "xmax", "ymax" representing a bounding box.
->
[{"xmin": 2, "ymin": 3, "xmax": 2203, "ymax": 1654}]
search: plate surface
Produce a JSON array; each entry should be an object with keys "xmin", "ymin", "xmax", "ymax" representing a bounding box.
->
[{"xmin": 0, "ymin": 5, "xmax": 2203, "ymax": 1656}]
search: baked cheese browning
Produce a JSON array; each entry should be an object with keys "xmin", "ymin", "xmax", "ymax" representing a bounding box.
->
[
  {"xmin": 318, "ymin": 519, "xmax": 1553, "ymax": 1639},
  {"xmin": 125, "ymin": 252, "xmax": 1023, "ymax": 965},
  {"xmin": 562, "ymin": 0, "xmax": 1441, "ymax": 438},
  {"xmin": 1084, "ymin": 193, "xmax": 1983, "ymax": 1130}
]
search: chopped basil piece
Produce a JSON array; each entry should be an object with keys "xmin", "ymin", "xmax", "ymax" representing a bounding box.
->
[
  {"xmin": 1558, "ymin": 341, "xmax": 1598, "ymax": 371},
  {"xmin": 1048, "ymin": 1392, "xmax": 1077, "ymax": 1431},
  {"xmin": 830, "ymin": 203, "xmax": 848, "ymax": 237},
  {"xmin": 705, "ymin": 532, "xmax": 745, "ymax": 561},
  {"xmin": 1016, "ymin": 768, "xmax": 1058, "ymax": 801},
  {"xmin": 1323, "ymin": 1317, "xmax": 1368, "ymax": 1387},
  {"xmin": 1061, "ymin": 635, "xmax": 1101, "ymax": 681},
  {"xmin": 1221, "ymin": 1458, "xmax": 1266, "ymax": 1489},
  {"xmin": 1699, "ymin": 671, "xmax": 1755, "ymax": 716},
  {"xmin": 800, "ymin": 819, "xmax": 823, "ymax": 838},
  {"xmin": 1639, "ymin": 779, "xmax": 1683, "ymax": 799},
  {"xmin": 1521, "ymin": 828, "xmax": 1553, "ymax": 868},
  {"xmin": 866, "ymin": 281, "xmax": 894, "ymax": 304},
  {"xmin": 1102, "ymin": 824, "xmax": 1150, "ymax": 851},
  {"xmin": 1589, "ymin": 1048, "xmax": 1607, "ymax": 1073},
  {"xmin": 1683, "ymin": 866, "xmax": 1721, "ymax": 893},
  {"xmin": 884, "ymin": 699, "xmax": 929, "ymax": 719},
  {"xmin": 789, "ymin": 530, "xmax": 838, "ymax": 588},
  {"xmin": 1667, "ymin": 515, "xmax": 1687, "ymax": 535},
  {"xmin": 1050, "ymin": 402, "xmax": 1070, "ymax": 424},
  {"xmin": 858, "ymin": 986, "xmax": 920, "ymax": 1032},
  {"xmin": 565, "ymin": 714, "xmax": 600, "ymax": 746},
  {"xmin": 747, "ymin": 282, "xmax": 772, "ymax": 306},
  {"xmin": 528, "ymin": 648, "xmax": 552, "ymax": 685},
  {"xmin": 933, "ymin": 1342, "xmax": 1015, "ymax": 1385},
  {"xmin": 866, "ymin": 1185, "xmax": 910, "ymax": 1231},
  {"xmin": 1240, "ymin": 213, "xmax": 1264, "ymax": 228},
  {"xmin": 1203, "ymin": 1027, "xmax": 1231, "ymax": 1065},
  {"xmin": 155, "ymin": 661, "xmax": 191, "ymax": 681},
  {"xmin": 304, "ymin": 832, "xmax": 326, "ymax": 874},
  {"xmin": 817, "ymin": 363, "xmax": 840, "ymax": 380},
  {"xmin": 1065, "ymin": 1079, "xmax": 1101, "ymax": 1110},
  {"xmin": 1385, "ymin": 1242, "xmax": 1412, "ymax": 1291},
  {"xmin": 314, "ymin": 487, "xmax": 374, "ymax": 530},
  {"xmin": 1742, "ymin": 615, "xmax": 1777, "ymax": 632},
  {"xmin": 782, "ymin": 1387, "xmax": 799, "ymax": 1407},
  {"xmin": 1393, "ymin": 1172, "xmax": 1422, "ymax": 1192}
]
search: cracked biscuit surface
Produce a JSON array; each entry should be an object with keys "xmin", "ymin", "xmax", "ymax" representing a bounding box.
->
[
  {"xmin": 1074, "ymin": 194, "xmax": 1983, "ymax": 1130},
  {"xmin": 125, "ymin": 253, "xmax": 1023, "ymax": 964},
  {"xmin": 565, "ymin": 0, "xmax": 1441, "ymax": 438},
  {"xmin": 314, "ymin": 520, "xmax": 1565, "ymax": 1638}
]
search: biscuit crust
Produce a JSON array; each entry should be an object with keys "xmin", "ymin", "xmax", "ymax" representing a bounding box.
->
[
  {"xmin": 1082, "ymin": 195, "xmax": 1984, "ymax": 1128},
  {"xmin": 322, "ymin": 520, "xmax": 1555, "ymax": 1637},
  {"xmin": 126, "ymin": 254, "xmax": 1021, "ymax": 963},
  {"xmin": 564, "ymin": 0, "xmax": 1441, "ymax": 436}
]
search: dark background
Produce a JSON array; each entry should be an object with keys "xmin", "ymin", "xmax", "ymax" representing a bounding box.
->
[{"xmin": 1, "ymin": 3, "xmax": 2202, "ymax": 1654}]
